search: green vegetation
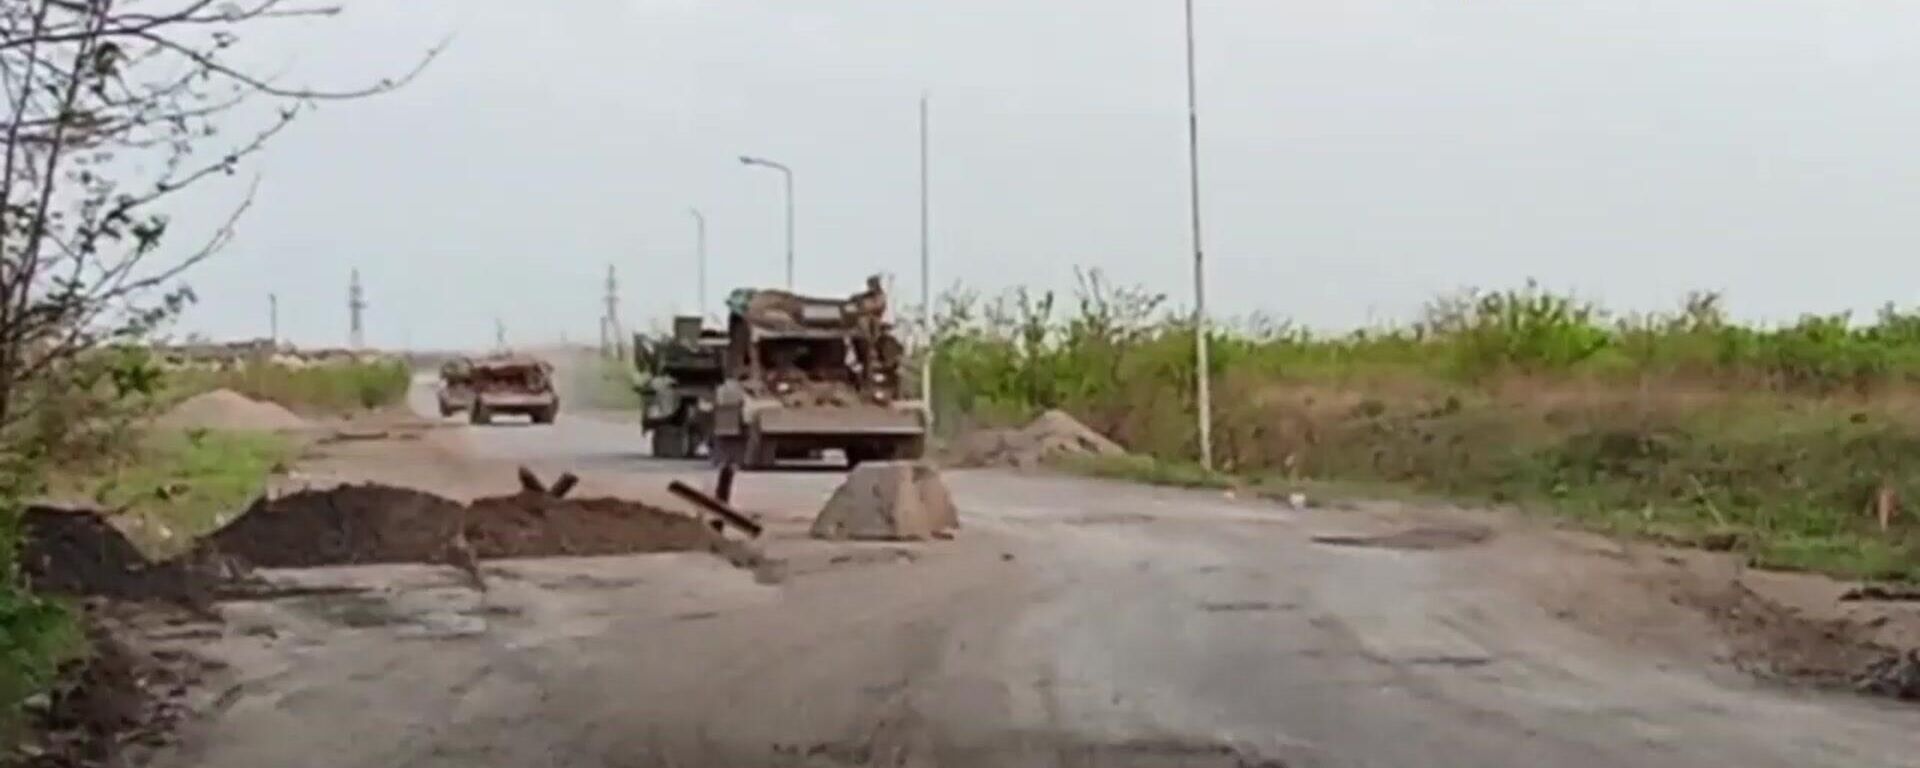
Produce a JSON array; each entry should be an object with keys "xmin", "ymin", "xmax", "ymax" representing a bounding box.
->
[
  {"xmin": 46, "ymin": 429, "xmax": 295, "ymax": 555},
  {"xmin": 0, "ymin": 501, "xmax": 82, "ymax": 743},
  {"xmin": 930, "ymin": 272, "xmax": 1920, "ymax": 581},
  {"xmin": 0, "ymin": 345, "xmax": 166, "ymax": 736},
  {"xmin": 165, "ymin": 358, "xmax": 411, "ymax": 414}
]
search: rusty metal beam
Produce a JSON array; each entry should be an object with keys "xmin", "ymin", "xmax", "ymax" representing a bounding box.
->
[{"xmin": 668, "ymin": 480, "xmax": 763, "ymax": 538}]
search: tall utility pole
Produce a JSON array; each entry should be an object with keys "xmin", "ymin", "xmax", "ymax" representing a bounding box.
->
[
  {"xmin": 919, "ymin": 94, "xmax": 934, "ymax": 423},
  {"xmin": 603, "ymin": 264, "xmax": 622, "ymax": 358},
  {"xmin": 268, "ymin": 293, "xmax": 278, "ymax": 348},
  {"xmin": 690, "ymin": 208, "xmax": 708, "ymax": 319},
  {"xmin": 348, "ymin": 269, "xmax": 366, "ymax": 349},
  {"xmin": 494, "ymin": 317, "xmax": 506, "ymax": 351},
  {"xmin": 739, "ymin": 155, "xmax": 794, "ymax": 289},
  {"xmin": 1183, "ymin": 0, "xmax": 1214, "ymax": 471}
]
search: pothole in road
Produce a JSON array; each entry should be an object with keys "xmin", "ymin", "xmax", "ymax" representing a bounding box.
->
[
  {"xmin": 1076, "ymin": 737, "xmax": 1293, "ymax": 767},
  {"xmin": 1062, "ymin": 512, "xmax": 1157, "ymax": 526},
  {"xmin": 768, "ymin": 737, "xmax": 1290, "ymax": 768},
  {"xmin": 1199, "ymin": 600, "xmax": 1296, "ymax": 613},
  {"xmin": 774, "ymin": 734, "xmax": 1296, "ymax": 767},
  {"xmin": 1403, "ymin": 655, "xmax": 1495, "ymax": 669},
  {"xmin": 283, "ymin": 592, "xmax": 404, "ymax": 628},
  {"xmin": 1310, "ymin": 525, "xmax": 1493, "ymax": 551}
]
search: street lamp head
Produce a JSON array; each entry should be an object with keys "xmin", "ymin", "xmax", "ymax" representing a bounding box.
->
[{"xmin": 740, "ymin": 155, "xmax": 791, "ymax": 173}]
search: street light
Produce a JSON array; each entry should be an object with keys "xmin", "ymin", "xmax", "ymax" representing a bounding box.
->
[
  {"xmin": 919, "ymin": 94, "xmax": 934, "ymax": 424},
  {"xmin": 1183, "ymin": 0, "xmax": 1214, "ymax": 471},
  {"xmin": 738, "ymin": 155, "xmax": 794, "ymax": 289},
  {"xmin": 689, "ymin": 208, "xmax": 707, "ymax": 319}
]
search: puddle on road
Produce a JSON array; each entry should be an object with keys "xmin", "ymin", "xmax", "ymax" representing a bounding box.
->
[
  {"xmin": 285, "ymin": 593, "xmax": 403, "ymax": 628},
  {"xmin": 275, "ymin": 590, "xmax": 497, "ymax": 639}
]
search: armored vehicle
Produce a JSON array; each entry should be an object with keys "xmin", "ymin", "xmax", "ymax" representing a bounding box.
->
[
  {"xmin": 709, "ymin": 276, "xmax": 927, "ymax": 469},
  {"xmin": 634, "ymin": 316, "xmax": 728, "ymax": 458},
  {"xmin": 466, "ymin": 355, "xmax": 559, "ymax": 426}
]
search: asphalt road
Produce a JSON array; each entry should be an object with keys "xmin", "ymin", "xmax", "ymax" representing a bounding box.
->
[{"xmin": 152, "ymin": 380, "xmax": 1920, "ymax": 768}]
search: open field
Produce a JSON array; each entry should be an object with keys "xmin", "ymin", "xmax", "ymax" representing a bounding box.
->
[
  {"xmin": 163, "ymin": 359, "xmax": 412, "ymax": 415},
  {"xmin": 930, "ymin": 277, "xmax": 1920, "ymax": 580}
]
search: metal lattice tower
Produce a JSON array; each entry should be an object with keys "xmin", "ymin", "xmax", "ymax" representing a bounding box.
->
[
  {"xmin": 603, "ymin": 264, "xmax": 622, "ymax": 358},
  {"xmin": 348, "ymin": 269, "xmax": 367, "ymax": 349}
]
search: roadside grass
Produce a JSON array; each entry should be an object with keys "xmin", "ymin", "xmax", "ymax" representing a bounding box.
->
[
  {"xmin": 3, "ymin": 428, "xmax": 288, "ymax": 733},
  {"xmin": 0, "ymin": 575, "xmax": 81, "ymax": 744},
  {"xmin": 164, "ymin": 359, "xmax": 410, "ymax": 414},
  {"xmin": 934, "ymin": 274, "xmax": 1920, "ymax": 583},
  {"xmin": 1046, "ymin": 392, "xmax": 1920, "ymax": 582},
  {"xmin": 45, "ymin": 428, "xmax": 295, "ymax": 555}
]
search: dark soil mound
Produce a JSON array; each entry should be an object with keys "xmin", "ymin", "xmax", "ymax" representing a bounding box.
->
[
  {"xmin": 199, "ymin": 485, "xmax": 719, "ymax": 568},
  {"xmin": 19, "ymin": 507, "xmax": 214, "ymax": 606},
  {"xmin": 1857, "ymin": 648, "xmax": 1920, "ymax": 700},
  {"xmin": 463, "ymin": 493, "xmax": 720, "ymax": 559},
  {"xmin": 202, "ymin": 484, "xmax": 464, "ymax": 568},
  {"xmin": 19, "ymin": 620, "xmax": 199, "ymax": 768},
  {"xmin": 1685, "ymin": 581, "xmax": 1904, "ymax": 696}
]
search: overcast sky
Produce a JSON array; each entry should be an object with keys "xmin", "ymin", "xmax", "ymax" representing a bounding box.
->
[{"xmin": 167, "ymin": 0, "xmax": 1920, "ymax": 349}]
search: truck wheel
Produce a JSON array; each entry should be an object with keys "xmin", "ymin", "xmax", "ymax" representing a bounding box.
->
[
  {"xmin": 470, "ymin": 405, "xmax": 491, "ymax": 426},
  {"xmin": 652, "ymin": 424, "xmax": 686, "ymax": 459},
  {"xmin": 532, "ymin": 405, "xmax": 558, "ymax": 425}
]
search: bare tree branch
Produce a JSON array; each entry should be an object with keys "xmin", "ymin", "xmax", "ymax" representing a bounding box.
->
[
  {"xmin": 132, "ymin": 27, "xmax": 445, "ymax": 101},
  {"xmin": 0, "ymin": 0, "xmax": 439, "ymax": 463},
  {"xmin": 0, "ymin": 0, "xmax": 339, "ymax": 52}
]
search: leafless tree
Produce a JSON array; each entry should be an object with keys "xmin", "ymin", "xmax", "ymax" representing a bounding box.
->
[{"xmin": 0, "ymin": 0, "xmax": 436, "ymax": 483}]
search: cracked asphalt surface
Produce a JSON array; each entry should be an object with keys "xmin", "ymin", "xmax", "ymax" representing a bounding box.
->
[{"xmin": 148, "ymin": 380, "xmax": 1919, "ymax": 767}]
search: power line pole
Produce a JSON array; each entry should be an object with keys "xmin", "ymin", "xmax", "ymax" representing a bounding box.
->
[
  {"xmin": 603, "ymin": 264, "xmax": 622, "ymax": 359},
  {"xmin": 919, "ymin": 94, "xmax": 935, "ymax": 425},
  {"xmin": 268, "ymin": 293, "xmax": 278, "ymax": 348},
  {"xmin": 1184, "ymin": 0, "xmax": 1214, "ymax": 471},
  {"xmin": 495, "ymin": 317, "xmax": 506, "ymax": 351},
  {"xmin": 348, "ymin": 269, "xmax": 366, "ymax": 350}
]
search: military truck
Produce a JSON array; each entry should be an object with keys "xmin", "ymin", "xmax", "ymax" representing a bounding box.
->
[
  {"xmin": 633, "ymin": 317, "xmax": 728, "ymax": 459},
  {"xmin": 435, "ymin": 357, "xmax": 475, "ymax": 417},
  {"xmin": 466, "ymin": 355, "xmax": 560, "ymax": 425},
  {"xmin": 708, "ymin": 276, "xmax": 927, "ymax": 469}
]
